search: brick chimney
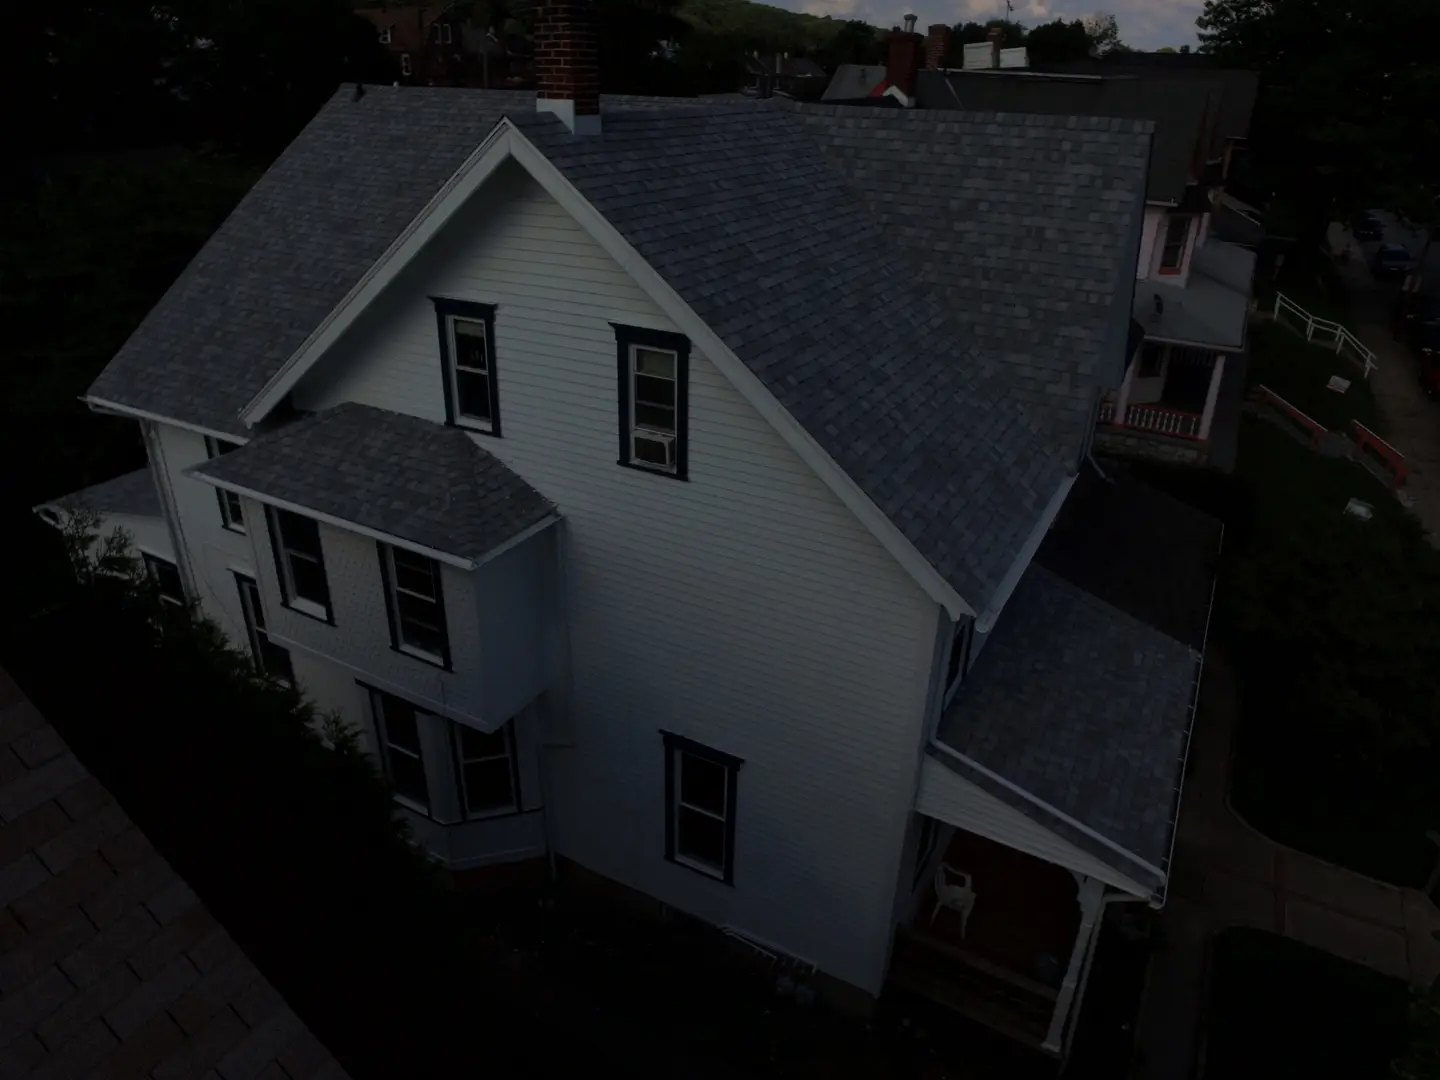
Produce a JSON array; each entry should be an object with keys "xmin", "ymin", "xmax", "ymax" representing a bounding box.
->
[
  {"xmin": 987, "ymin": 25, "xmax": 1004, "ymax": 69},
  {"xmin": 887, "ymin": 14, "xmax": 924, "ymax": 99},
  {"xmin": 536, "ymin": 1, "xmax": 600, "ymax": 135},
  {"xmin": 924, "ymin": 24, "xmax": 951, "ymax": 70}
]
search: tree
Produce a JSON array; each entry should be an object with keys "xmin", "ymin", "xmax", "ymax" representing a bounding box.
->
[
  {"xmin": 1024, "ymin": 18, "xmax": 1092, "ymax": 64},
  {"xmin": 1197, "ymin": 0, "xmax": 1440, "ymax": 252},
  {"xmin": 1081, "ymin": 12, "xmax": 1126, "ymax": 54},
  {"xmin": 816, "ymin": 19, "xmax": 883, "ymax": 68}
]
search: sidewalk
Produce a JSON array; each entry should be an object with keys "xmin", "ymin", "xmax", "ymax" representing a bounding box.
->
[{"xmin": 1131, "ymin": 649, "xmax": 1440, "ymax": 1080}]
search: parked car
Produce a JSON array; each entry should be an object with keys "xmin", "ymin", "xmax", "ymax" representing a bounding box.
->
[
  {"xmin": 1372, "ymin": 243, "xmax": 1416, "ymax": 281},
  {"xmin": 1351, "ymin": 210, "xmax": 1384, "ymax": 242}
]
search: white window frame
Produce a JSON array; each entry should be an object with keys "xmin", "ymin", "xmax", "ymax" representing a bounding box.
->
[
  {"xmin": 437, "ymin": 22, "xmax": 452, "ymax": 44},
  {"xmin": 235, "ymin": 574, "xmax": 293, "ymax": 686},
  {"xmin": 369, "ymin": 689, "xmax": 432, "ymax": 816},
  {"xmin": 664, "ymin": 734, "xmax": 740, "ymax": 884},
  {"xmin": 1159, "ymin": 214, "xmax": 1191, "ymax": 273},
  {"xmin": 446, "ymin": 314, "xmax": 495, "ymax": 432},
  {"xmin": 380, "ymin": 544, "xmax": 449, "ymax": 667},
  {"xmin": 452, "ymin": 721, "xmax": 518, "ymax": 820},
  {"xmin": 269, "ymin": 509, "xmax": 330, "ymax": 621},
  {"xmin": 628, "ymin": 344, "xmax": 679, "ymax": 473},
  {"xmin": 379, "ymin": 25, "xmax": 392, "ymax": 44},
  {"xmin": 204, "ymin": 436, "xmax": 245, "ymax": 534},
  {"xmin": 141, "ymin": 551, "xmax": 185, "ymax": 608},
  {"xmin": 400, "ymin": 53, "xmax": 412, "ymax": 76}
]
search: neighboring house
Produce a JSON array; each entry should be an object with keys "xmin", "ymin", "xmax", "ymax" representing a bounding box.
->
[
  {"xmin": 44, "ymin": 4, "xmax": 1220, "ymax": 1059},
  {"xmin": 821, "ymin": 63, "xmax": 892, "ymax": 102},
  {"xmin": 873, "ymin": 21, "xmax": 1260, "ymax": 469},
  {"xmin": 742, "ymin": 52, "xmax": 829, "ymax": 97},
  {"xmin": 356, "ymin": 4, "xmax": 519, "ymax": 87}
]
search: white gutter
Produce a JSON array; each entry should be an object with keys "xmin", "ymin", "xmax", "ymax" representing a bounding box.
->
[
  {"xmin": 83, "ymin": 396, "xmax": 251, "ymax": 446},
  {"xmin": 974, "ymin": 473, "xmax": 1075, "ymax": 634}
]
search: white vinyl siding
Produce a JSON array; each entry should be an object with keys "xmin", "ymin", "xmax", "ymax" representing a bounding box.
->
[{"xmin": 291, "ymin": 158, "xmax": 937, "ymax": 994}]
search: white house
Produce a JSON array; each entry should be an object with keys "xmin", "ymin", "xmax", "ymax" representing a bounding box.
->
[{"xmin": 42, "ymin": 3, "xmax": 1222, "ymax": 1060}]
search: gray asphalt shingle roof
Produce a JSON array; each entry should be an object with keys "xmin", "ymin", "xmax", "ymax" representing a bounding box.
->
[
  {"xmin": 784, "ymin": 101, "xmax": 1151, "ymax": 470},
  {"xmin": 40, "ymin": 468, "xmax": 162, "ymax": 519},
  {"xmin": 822, "ymin": 64, "xmax": 889, "ymax": 100},
  {"xmin": 935, "ymin": 564, "xmax": 1201, "ymax": 887},
  {"xmin": 916, "ymin": 69, "xmax": 1206, "ymax": 205},
  {"xmin": 87, "ymin": 86, "xmax": 1151, "ymax": 611},
  {"xmin": 188, "ymin": 403, "xmax": 555, "ymax": 563}
]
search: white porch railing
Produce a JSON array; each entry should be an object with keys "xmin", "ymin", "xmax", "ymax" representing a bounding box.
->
[
  {"xmin": 1098, "ymin": 398, "xmax": 1205, "ymax": 440},
  {"xmin": 1271, "ymin": 293, "xmax": 1379, "ymax": 379}
]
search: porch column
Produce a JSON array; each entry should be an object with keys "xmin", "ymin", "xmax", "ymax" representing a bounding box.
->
[
  {"xmin": 1197, "ymin": 353, "xmax": 1228, "ymax": 441},
  {"xmin": 1111, "ymin": 350, "xmax": 1140, "ymax": 426},
  {"xmin": 1042, "ymin": 876, "xmax": 1105, "ymax": 1054}
]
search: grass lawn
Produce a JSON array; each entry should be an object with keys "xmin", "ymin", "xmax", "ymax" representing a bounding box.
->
[
  {"xmin": 1247, "ymin": 320, "xmax": 1384, "ymax": 435},
  {"xmin": 1203, "ymin": 929, "xmax": 1411, "ymax": 1079},
  {"xmin": 1122, "ymin": 417, "xmax": 1440, "ymax": 886}
]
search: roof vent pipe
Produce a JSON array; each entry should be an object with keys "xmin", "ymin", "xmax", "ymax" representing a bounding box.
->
[{"xmin": 902, "ymin": 13, "xmax": 917, "ymax": 33}]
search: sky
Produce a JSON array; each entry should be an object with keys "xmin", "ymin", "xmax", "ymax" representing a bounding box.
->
[{"xmin": 786, "ymin": 0, "xmax": 1205, "ymax": 51}]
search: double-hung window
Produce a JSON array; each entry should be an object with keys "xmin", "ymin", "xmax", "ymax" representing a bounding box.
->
[
  {"xmin": 452, "ymin": 722, "xmax": 518, "ymax": 818},
  {"xmin": 434, "ymin": 298, "xmax": 500, "ymax": 434},
  {"xmin": 204, "ymin": 437, "xmax": 245, "ymax": 533},
  {"xmin": 378, "ymin": 543, "xmax": 450, "ymax": 668},
  {"xmin": 436, "ymin": 22, "xmax": 452, "ymax": 43},
  {"xmin": 142, "ymin": 553, "xmax": 185, "ymax": 609},
  {"xmin": 662, "ymin": 732, "xmax": 740, "ymax": 883},
  {"xmin": 268, "ymin": 509, "xmax": 332, "ymax": 621},
  {"xmin": 614, "ymin": 325, "xmax": 689, "ymax": 478},
  {"xmin": 942, "ymin": 617, "xmax": 973, "ymax": 708},
  {"xmin": 235, "ymin": 574, "xmax": 294, "ymax": 685},
  {"xmin": 399, "ymin": 53, "xmax": 412, "ymax": 76},
  {"xmin": 370, "ymin": 690, "xmax": 431, "ymax": 814},
  {"xmin": 1159, "ymin": 215, "xmax": 1191, "ymax": 274},
  {"xmin": 379, "ymin": 24, "xmax": 392, "ymax": 43}
]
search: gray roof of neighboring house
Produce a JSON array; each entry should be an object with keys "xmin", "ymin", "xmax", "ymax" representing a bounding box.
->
[
  {"xmin": 188, "ymin": 402, "xmax": 555, "ymax": 563},
  {"xmin": 40, "ymin": 467, "xmax": 162, "ymax": 518},
  {"xmin": 935, "ymin": 564, "xmax": 1201, "ymax": 888},
  {"xmin": 822, "ymin": 63, "xmax": 889, "ymax": 100},
  {"xmin": 1134, "ymin": 239, "xmax": 1257, "ymax": 351},
  {"xmin": 0, "ymin": 671, "xmax": 353, "ymax": 1080},
  {"xmin": 915, "ymin": 69, "xmax": 1209, "ymax": 204},
  {"xmin": 88, "ymin": 86, "xmax": 1151, "ymax": 612},
  {"xmin": 785, "ymin": 102, "xmax": 1151, "ymax": 464}
]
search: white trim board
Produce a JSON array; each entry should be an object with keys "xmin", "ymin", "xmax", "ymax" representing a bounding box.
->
[
  {"xmin": 186, "ymin": 465, "xmax": 562, "ymax": 571},
  {"xmin": 235, "ymin": 117, "xmax": 975, "ymax": 621},
  {"xmin": 84, "ymin": 396, "xmax": 252, "ymax": 447},
  {"xmin": 915, "ymin": 753, "xmax": 1155, "ymax": 900}
]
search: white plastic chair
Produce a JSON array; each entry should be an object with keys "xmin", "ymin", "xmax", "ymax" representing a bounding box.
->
[{"xmin": 930, "ymin": 862, "xmax": 976, "ymax": 938}]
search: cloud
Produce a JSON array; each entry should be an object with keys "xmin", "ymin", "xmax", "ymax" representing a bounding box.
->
[{"xmin": 789, "ymin": 0, "xmax": 1203, "ymax": 49}]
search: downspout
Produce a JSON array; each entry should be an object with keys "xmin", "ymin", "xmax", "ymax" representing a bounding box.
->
[
  {"xmin": 536, "ymin": 519, "xmax": 579, "ymax": 885},
  {"xmin": 141, "ymin": 420, "xmax": 198, "ymax": 600}
]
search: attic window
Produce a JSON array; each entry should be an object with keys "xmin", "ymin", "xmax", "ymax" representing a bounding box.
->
[
  {"xmin": 433, "ymin": 298, "xmax": 500, "ymax": 435},
  {"xmin": 614, "ymin": 324, "xmax": 689, "ymax": 480}
]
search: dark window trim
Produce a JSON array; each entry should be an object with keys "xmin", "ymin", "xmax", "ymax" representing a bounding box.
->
[
  {"xmin": 432, "ymin": 297, "xmax": 500, "ymax": 437},
  {"xmin": 232, "ymin": 571, "xmax": 294, "ymax": 687},
  {"xmin": 661, "ymin": 730, "xmax": 740, "ymax": 885},
  {"xmin": 360, "ymin": 681, "xmax": 436, "ymax": 819},
  {"xmin": 266, "ymin": 507, "xmax": 334, "ymax": 625},
  {"xmin": 376, "ymin": 542, "xmax": 452, "ymax": 671},
  {"xmin": 613, "ymin": 324, "xmax": 689, "ymax": 481},
  {"xmin": 449, "ymin": 719, "xmax": 524, "ymax": 822}
]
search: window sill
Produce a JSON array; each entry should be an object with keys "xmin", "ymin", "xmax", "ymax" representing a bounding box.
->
[
  {"xmin": 668, "ymin": 852, "xmax": 730, "ymax": 884},
  {"xmin": 221, "ymin": 523, "xmax": 247, "ymax": 537},
  {"xmin": 284, "ymin": 597, "xmax": 333, "ymax": 624},
  {"xmin": 394, "ymin": 642, "xmax": 450, "ymax": 671},
  {"xmin": 392, "ymin": 794, "xmax": 433, "ymax": 818},
  {"xmin": 450, "ymin": 416, "xmax": 499, "ymax": 437},
  {"xmin": 1157, "ymin": 266, "xmax": 1184, "ymax": 276},
  {"xmin": 617, "ymin": 459, "xmax": 688, "ymax": 482}
]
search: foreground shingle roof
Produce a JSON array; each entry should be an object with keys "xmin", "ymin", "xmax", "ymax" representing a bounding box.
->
[
  {"xmin": 40, "ymin": 467, "xmax": 162, "ymax": 519},
  {"xmin": 88, "ymin": 86, "xmax": 1151, "ymax": 611},
  {"xmin": 0, "ymin": 669, "xmax": 351, "ymax": 1080},
  {"xmin": 935, "ymin": 563, "xmax": 1202, "ymax": 887},
  {"xmin": 189, "ymin": 403, "xmax": 556, "ymax": 563}
]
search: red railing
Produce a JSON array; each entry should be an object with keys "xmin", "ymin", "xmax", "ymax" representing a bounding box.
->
[
  {"xmin": 1351, "ymin": 420, "xmax": 1408, "ymax": 487},
  {"xmin": 1250, "ymin": 384, "xmax": 1326, "ymax": 448},
  {"xmin": 1098, "ymin": 398, "xmax": 1204, "ymax": 440}
]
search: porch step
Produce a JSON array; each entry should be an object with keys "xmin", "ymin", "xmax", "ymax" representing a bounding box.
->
[{"xmin": 888, "ymin": 931, "xmax": 1055, "ymax": 1052}]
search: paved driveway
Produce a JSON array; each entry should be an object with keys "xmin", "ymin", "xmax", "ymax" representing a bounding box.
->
[{"xmin": 1327, "ymin": 221, "xmax": 1440, "ymax": 543}]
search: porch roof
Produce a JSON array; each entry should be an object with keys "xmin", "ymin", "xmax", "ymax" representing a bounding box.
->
[
  {"xmin": 933, "ymin": 470, "xmax": 1221, "ymax": 889},
  {"xmin": 1133, "ymin": 239, "xmax": 1256, "ymax": 351}
]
